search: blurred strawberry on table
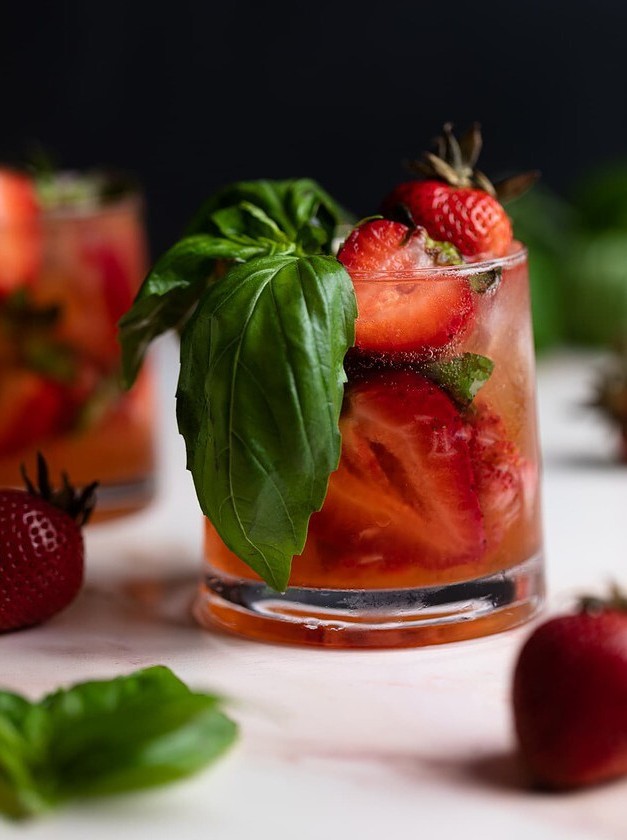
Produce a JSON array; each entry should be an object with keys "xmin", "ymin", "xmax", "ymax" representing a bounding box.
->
[{"xmin": 513, "ymin": 588, "xmax": 627, "ymax": 789}]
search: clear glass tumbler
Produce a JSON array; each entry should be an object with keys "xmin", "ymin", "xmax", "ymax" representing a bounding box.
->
[
  {"xmin": 196, "ymin": 245, "xmax": 544, "ymax": 646},
  {"xmin": 0, "ymin": 174, "xmax": 156, "ymax": 519}
]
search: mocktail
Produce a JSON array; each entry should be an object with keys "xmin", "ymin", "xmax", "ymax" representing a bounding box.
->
[{"xmin": 0, "ymin": 171, "xmax": 155, "ymax": 519}]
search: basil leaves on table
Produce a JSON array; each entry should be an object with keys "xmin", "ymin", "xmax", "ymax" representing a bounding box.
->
[
  {"xmin": 119, "ymin": 179, "xmax": 357, "ymax": 591},
  {"xmin": 0, "ymin": 667, "xmax": 237, "ymax": 820}
]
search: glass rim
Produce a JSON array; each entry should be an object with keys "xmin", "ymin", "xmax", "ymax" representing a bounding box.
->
[
  {"xmin": 42, "ymin": 188, "xmax": 143, "ymax": 221},
  {"xmin": 40, "ymin": 170, "xmax": 143, "ymax": 220},
  {"xmin": 0, "ymin": 170, "xmax": 143, "ymax": 228},
  {"xmin": 346, "ymin": 241, "xmax": 527, "ymax": 282}
]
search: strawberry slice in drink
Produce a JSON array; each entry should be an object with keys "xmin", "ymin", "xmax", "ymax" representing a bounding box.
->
[
  {"xmin": 0, "ymin": 371, "xmax": 68, "ymax": 457},
  {"xmin": 0, "ymin": 169, "xmax": 42, "ymax": 295},
  {"xmin": 308, "ymin": 370, "xmax": 485, "ymax": 574},
  {"xmin": 338, "ymin": 219, "xmax": 474, "ymax": 355},
  {"xmin": 467, "ymin": 406, "xmax": 537, "ymax": 549}
]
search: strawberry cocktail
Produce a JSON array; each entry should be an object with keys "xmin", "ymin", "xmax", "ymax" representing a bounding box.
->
[
  {"xmin": 121, "ymin": 123, "xmax": 544, "ymax": 647},
  {"xmin": 0, "ymin": 170, "xmax": 156, "ymax": 519}
]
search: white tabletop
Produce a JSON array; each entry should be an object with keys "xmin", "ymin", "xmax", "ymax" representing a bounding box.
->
[{"xmin": 2, "ymin": 338, "xmax": 626, "ymax": 840}]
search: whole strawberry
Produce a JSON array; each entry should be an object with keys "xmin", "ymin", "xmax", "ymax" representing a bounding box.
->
[
  {"xmin": 381, "ymin": 123, "xmax": 537, "ymax": 259},
  {"xmin": 513, "ymin": 590, "xmax": 627, "ymax": 789},
  {"xmin": 0, "ymin": 454, "xmax": 97, "ymax": 631}
]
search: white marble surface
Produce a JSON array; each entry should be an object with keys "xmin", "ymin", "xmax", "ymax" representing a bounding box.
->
[{"xmin": 1, "ymin": 339, "xmax": 626, "ymax": 840}]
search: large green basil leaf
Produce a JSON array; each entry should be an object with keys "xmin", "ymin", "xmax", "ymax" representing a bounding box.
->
[
  {"xmin": 119, "ymin": 234, "xmax": 270, "ymax": 388},
  {"xmin": 44, "ymin": 666, "xmax": 236, "ymax": 799},
  {"xmin": 0, "ymin": 694, "xmax": 52, "ymax": 819},
  {"xmin": 186, "ymin": 179, "xmax": 347, "ymax": 255},
  {"xmin": 0, "ymin": 666, "xmax": 237, "ymax": 820},
  {"xmin": 177, "ymin": 254, "xmax": 357, "ymax": 591}
]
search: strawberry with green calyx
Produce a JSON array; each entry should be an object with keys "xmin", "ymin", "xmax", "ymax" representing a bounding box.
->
[
  {"xmin": 590, "ymin": 344, "xmax": 627, "ymax": 461},
  {"xmin": 513, "ymin": 587, "xmax": 627, "ymax": 790},
  {"xmin": 381, "ymin": 123, "xmax": 538, "ymax": 258},
  {"xmin": 0, "ymin": 454, "xmax": 98, "ymax": 632}
]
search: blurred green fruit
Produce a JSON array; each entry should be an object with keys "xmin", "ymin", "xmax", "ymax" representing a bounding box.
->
[
  {"xmin": 573, "ymin": 163, "xmax": 627, "ymax": 231},
  {"xmin": 562, "ymin": 231, "xmax": 627, "ymax": 344},
  {"xmin": 527, "ymin": 249, "xmax": 565, "ymax": 351},
  {"xmin": 508, "ymin": 187, "xmax": 573, "ymax": 351}
]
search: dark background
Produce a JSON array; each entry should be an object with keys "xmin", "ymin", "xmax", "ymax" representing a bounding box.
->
[{"xmin": 3, "ymin": 1, "xmax": 625, "ymax": 252}]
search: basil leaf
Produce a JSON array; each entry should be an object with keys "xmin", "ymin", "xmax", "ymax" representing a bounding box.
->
[
  {"xmin": 424, "ymin": 353, "xmax": 494, "ymax": 406},
  {"xmin": 0, "ymin": 695, "xmax": 52, "ymax": 819},
  {"xmin": 44, "ymin": 666, "xmax": 236, "ymax": 800},
  {"xmin": 0, "ymin": 666, "xmax": 237, "ymax": 820},
  {"xmin": 177, "ymin": 254, "xmax": 357, "ymax": 591},
  {"xmin": 187, "ymin": 179, "xmax": 347, "ymax": 255},
  {"xmin": 210, "ymin": 202, "xmax": 293, "ymax": 246},
  {"xmin": 119, "ymin": 234, "xmax": 268, "ymax": 388}
]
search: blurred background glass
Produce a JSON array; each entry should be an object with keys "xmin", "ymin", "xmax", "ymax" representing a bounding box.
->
[{"xmin": 0, "ymin": 172, "xmax": 156, "ymax": 519}]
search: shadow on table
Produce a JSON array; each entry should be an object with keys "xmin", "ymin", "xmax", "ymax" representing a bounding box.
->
[
  {"xmin": 542, "ymin": 451, "xmax": 624, "ymax": 471},
  {"xmin": 422, "ymin": 751, "xmax": 583, "ymax": 797}
]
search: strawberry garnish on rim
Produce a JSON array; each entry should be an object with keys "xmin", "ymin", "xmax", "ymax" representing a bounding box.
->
[
  {"xmin": 381, "ymin": 123, "xmax": 538, "ymax": 259},
  {"xmin": 337, "ymin": 218, "xmax": 474, "ymax": 354}
]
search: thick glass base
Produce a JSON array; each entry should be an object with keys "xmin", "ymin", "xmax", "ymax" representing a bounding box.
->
[
  {"xmin": 89, "ymin": 476, "xmax": 156, "ymax": 523},
  {"xmin": 194, "ymin": 555, "xmax": 544, "ymax": 648}
]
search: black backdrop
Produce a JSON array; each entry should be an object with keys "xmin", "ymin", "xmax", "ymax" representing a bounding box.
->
[{"xmin": 4, "ymin": 0, "xmax": 626, "ymax": 252}]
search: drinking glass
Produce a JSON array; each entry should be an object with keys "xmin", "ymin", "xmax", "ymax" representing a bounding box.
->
[
  {"xmin": 196, "ymin": 245, "xmax": 544, "ymax": 646},
  {"xmin": 0, "ymin": 174, "xmax": 156, "ymax": 519}
]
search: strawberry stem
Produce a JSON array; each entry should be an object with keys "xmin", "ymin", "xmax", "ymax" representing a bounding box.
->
[
  {"xmin": 404, "ymin": 122, "xmax": 538, "ymax": 203},
  {"xmin": 21, "ymin": 453, "xmax": 98, "ymax": 527},
  {"xmin": 579, "ymin": 583, "xmax": 627, "ymax": 614}
]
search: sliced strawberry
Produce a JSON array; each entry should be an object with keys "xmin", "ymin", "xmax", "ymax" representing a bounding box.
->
[
  {"xmin": 309, "ymin": 370, "xmax": 485, "ymax": 571},
  {"xmin": 338, "ymin": 219, "xmax": 474, "ymax": 354},
  {"xmin": 466, "ymin": 407, "xmax": 533, "ymax": 546},
  {"xmin": 0, "ymin": 371, "xmax": 68, "ymax": 456},
  {"xmin": 84, "ymin": 244, "xmax": 134, "ymax": 327},
  {"xmin": 0, "ymin": 170, "xmax": 42, "ymax": 294},
  {"xmin": 80, "ymin": 244, "xmax": 135, "ymax": 367}
]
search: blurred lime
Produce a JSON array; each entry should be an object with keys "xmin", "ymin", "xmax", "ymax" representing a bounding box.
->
[
  {"xmin": 573, "ymin": 163, "xmax": 627, "ymax": 231},
  {"xmin": 562, "ymin": 163, "xmax": 627, "ymax": 345},
  {"xmin": 562, "ymin": 231, "xmax": 627, "ymax": 344},
  {"xmin": 508, "ymin": 186, "xmax": 574, "ymax": 351}
]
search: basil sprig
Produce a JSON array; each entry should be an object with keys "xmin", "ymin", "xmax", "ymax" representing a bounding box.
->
[
  {"xmin": 0, "ymin": 667, "xmax": 237, "ymax": 820},
  {"xmin": 120, "ymin": 179, "xmax": 357, "ymax": 590}
]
